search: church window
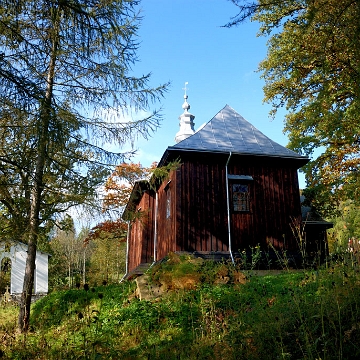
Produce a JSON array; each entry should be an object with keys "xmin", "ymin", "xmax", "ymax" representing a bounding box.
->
[
  {"xmin": 232, "ymin": 183, "xmax": 250, "ymax": 212},
  {"xmin": 165, "ymin": 181, "xmax": 171, "ymax": 219},
  {"xmin": 166, "ymin": 190, "xmax": 171, "ymax": 219}
]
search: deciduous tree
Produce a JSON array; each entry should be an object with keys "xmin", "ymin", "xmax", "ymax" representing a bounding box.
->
[
  {"xmin": 227, "ymin": 0, "xmax": 360, "ymax": 214},
  {"xmin": 87, "ymin": 228, "xmax": 126, "ymax": 285},
  {"xmin": 84, "ymin": 160, "xmax": 179, "ymax": 277},
  {"xmin": 103, "ymin": 161, "xmax": 157, "ymax": 213},
  {"xmin": 49, "ymin": 216, "xmax": 87, "ymax": 289},
  {"xmin": 328, "ymin": 200, "xmax": 360, "ymax": 251}
]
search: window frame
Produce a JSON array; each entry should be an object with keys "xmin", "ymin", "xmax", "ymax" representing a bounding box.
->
[
  {"xmin": 164, "ymin": 181, "xmax": 171, "ymax": 220},
  {"xmin": 228, "ymin": 175, "xmax": 253, "ymax": 213}
]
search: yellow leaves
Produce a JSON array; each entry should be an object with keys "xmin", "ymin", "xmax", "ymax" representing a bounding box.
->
[{"xmin": 311, "ymin": 144, "xmax": 360, "ymax": 199}]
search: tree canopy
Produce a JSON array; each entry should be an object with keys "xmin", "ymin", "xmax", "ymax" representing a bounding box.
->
[
  {"xmin": 228, "ymin": 0, "xmax": 360, "ymax": 214},
  {"xmin": 0, "ymin": 0, "xmax": 167, "ymax": 331}
]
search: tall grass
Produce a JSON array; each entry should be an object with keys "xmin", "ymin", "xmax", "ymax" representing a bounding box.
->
[{"xmin": 0, "ymin": 252, "xmax": 359, "ymax": 359}]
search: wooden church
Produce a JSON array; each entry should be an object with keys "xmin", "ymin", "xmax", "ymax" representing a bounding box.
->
[{"xmin": 123, "ymin": 92, "xmax": 327, "ymax": 273}]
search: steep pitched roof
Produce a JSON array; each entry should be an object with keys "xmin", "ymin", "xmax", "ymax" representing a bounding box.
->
[{"xmin": 164, "ymin": 105, "xmax": 308, "ymax": 162}]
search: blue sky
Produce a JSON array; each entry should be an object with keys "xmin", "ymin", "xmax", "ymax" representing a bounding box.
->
[{"xmin": 124, "ymin": 0, "xmax": 306, "ymax": 188}]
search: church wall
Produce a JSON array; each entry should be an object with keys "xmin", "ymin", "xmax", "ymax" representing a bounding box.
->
[
  {"xmin": 155, "ymin": 170, "xmax": 177, "ymax": 260},
  {"xmin": 127, "ymin": 170, "xmax": 179, "ymax": 272},
  {"xmin": 173, "ymin": 152, "xmax": 302, "ymax": 253},
  {"xmin": 229, "ymin": 156, "xmax": 301, "ymax": 251},
  {"xmin": 176, "ymin": 153, "xmax": 228, "ymax": 252},
  {"xmin": 126, "ymin": 151, "xmax": 303, "ymax": 272},
  {"xmin": 127, "ymin": 190, "xmax": 155, "ymax": 272}
]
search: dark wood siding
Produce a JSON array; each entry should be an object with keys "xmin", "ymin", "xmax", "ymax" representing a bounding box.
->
[
  {"xmin": 228, "ymin": 156, "xmax": 301, "ymax": 252},
  {"xmin": 127, "ymin": 151, "xmax": 303, "ymax": 271},
  {"xmin": 156, "ymin": 170, "xmax": 177, "ymax": 260},
  {"xmin": 127, "ymin": 190, "xmax": 155, "ymax": 272},
  {"xmin": 176, "ymin": 153, "xmax": 228, "ymax": 252},
  {"xmin": 172, "ymin": 152, "xmax": 302, "ymax": 253}
]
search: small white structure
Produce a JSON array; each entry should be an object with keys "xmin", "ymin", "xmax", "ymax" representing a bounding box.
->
[
  {"xmin": 175, "ymin": 83, "xmax": 196, "ymax": 143},
  {"xmin": 0, "ymin": 241, "xmax": 49, "ymax": 294}
]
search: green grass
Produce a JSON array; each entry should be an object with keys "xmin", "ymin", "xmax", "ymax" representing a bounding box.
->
[
  {"xmin": 1, "ymin": 258, "xmax": 360, "ymax": 359},
  {"xmin": 0, "ymin": 303, "xmax": 18, "ymax": 331}
]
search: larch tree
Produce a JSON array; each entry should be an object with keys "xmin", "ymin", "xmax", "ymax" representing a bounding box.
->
[
  {"xmin": 0, "ymin": 0, "xmax": 167, "ymax": 332},
  {"xmin": 227, "ymin": 0, "xmax": 360, "ymax": 215}
]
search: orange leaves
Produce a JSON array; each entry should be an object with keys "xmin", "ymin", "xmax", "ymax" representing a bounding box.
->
[
  {"xmin": 87, "ymin": 162, "xmax": 158, "ymax": 243},
  {"xmin": 103, "ymin": 184, "xmax": 133, "ymax": 209},
  {"xmin": 103, "ymin": 162, "xmax": 155, "ymax": 211},
  {"xmin": 106, "ymin": 162, "xmax": 149, "ymax": 187},
  {"xmin": 92, "ymin": 160, "xmax": 179, "ymax": 242}
]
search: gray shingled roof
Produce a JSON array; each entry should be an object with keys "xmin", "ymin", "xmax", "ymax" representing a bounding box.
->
[{"xmin": 167, "ymin": 105, "xmax": 307, "ymax": 160}]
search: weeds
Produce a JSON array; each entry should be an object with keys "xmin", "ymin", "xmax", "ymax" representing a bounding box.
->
[
  {"xmin": 1, "ymin": 254, "xmax": 360, "ymax": 359},
  {"xmin": 239, "ymin": 244, "xmax": 262, "ymax": 270}
]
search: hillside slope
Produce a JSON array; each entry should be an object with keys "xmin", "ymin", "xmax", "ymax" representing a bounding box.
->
[{"xmin": 1, "ymin": 253, "xmax": 360, "ymax": 359}]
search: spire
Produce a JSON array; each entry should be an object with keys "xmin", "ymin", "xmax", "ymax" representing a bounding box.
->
[{"xmin": 175, "ymin": 82, "xmax": 195, "ymax": 143}]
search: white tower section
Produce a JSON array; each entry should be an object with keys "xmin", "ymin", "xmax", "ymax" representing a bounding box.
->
[{"xmin": 175, "ymin": 83, "xmax": 195, "ymax": 143}]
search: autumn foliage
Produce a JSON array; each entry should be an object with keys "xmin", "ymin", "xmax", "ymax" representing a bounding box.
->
[
  {"xmin": 86, "ymin": 160, "xmax": 180, "ymax": 243},
  {"xmin": 84, "ymin": 219, "xmax": 128, "ymax": 245},
  {"xmin": 85, "ymin": 162, "xmax": 157, "ymax": 243},
  {"xmin": 228, "ymin": 0, "xmax": 360, "ymax": 215},
  {"xmin": 103, "ymin": 162, "xmax": 157, "ymax": 211}
]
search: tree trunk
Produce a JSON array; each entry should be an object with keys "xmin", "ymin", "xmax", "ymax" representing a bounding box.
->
[
  {"xmin": 18, "ymin": 12, "xmax": 59, "ymax": 331},
  {"xmin": 18, "ymin": 112, "xmax": 51, "ymax": 332},
  {"xmin": 18, "ymin": 192, "xmax": 42, "ymax": 331},
  {"xmin": 83, "ymin": 249, "xmax": 86, "ymax": 285},
  {"xmin": 68, "ymin": 263, "xmax": 71, "ymax": 288}
]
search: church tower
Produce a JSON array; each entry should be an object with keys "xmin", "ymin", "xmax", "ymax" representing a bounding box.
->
[{"xmin": 175, "ymin": 82, "xmax": 195, "ymax": 143}]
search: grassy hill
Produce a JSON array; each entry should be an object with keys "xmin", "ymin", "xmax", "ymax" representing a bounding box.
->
[{"xmin": 1, "ymin": 253, "xmax": 360, "ymax": 359}]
